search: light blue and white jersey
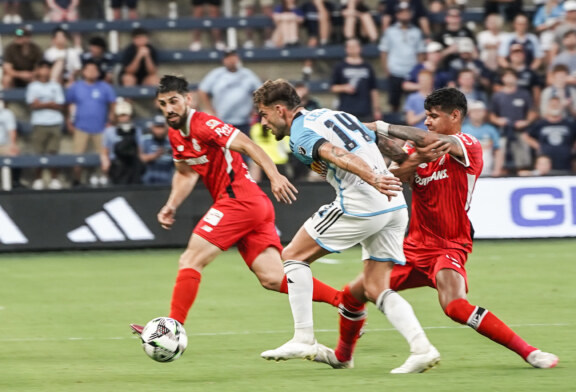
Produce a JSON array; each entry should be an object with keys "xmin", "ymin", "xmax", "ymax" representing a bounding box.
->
[{"xmin": 290, "ymin": 109, "xmax": 406, "ymax": 216}]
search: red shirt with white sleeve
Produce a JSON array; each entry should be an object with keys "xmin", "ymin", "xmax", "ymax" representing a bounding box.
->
[
  {"xmin": 404, "ymin": 132, "xmax": 484, "ymax": 253},
  {"xmin": 168, "ymin": 110, "xmax": 264, "ymax": 201}
]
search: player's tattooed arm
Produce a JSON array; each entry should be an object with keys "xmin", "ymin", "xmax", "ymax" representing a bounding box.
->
[
  {"xmin": 376, "ymin": 133, "xmax": 408, "ymax": 164},
  {"xmin": 366, "ymin": 121, "xmax": 464, "ymax": 159},
  {"xmin": 317, "ymin": 142, "xmax": 402, "ymax": 199}
]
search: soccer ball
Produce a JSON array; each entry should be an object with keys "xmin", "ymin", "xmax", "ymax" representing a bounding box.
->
[{"xmin": 140, "ymin": 317, "xmax": 188, "ymax": 362}]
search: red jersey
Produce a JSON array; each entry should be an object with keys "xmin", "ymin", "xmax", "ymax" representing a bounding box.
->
[
  {"xmin": 404, "ymin": 133, "xmax": 483, "ymax": 253},
  {"xmin": 169, "ymin": 110, "xmax": 265, "ymax": 201}
]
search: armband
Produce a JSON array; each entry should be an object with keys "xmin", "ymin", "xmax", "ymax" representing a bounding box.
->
[{"xmin": 375, "ymin": 121, "xmax": 390, "ymax": 137}]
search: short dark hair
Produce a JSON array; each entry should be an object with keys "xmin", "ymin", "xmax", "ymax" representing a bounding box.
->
[
  {"xmin": 157, "ymin": 75, "xmax": 189, "ymax": 96},
  {"xmin": 424, "ymin": 87, "xmax": 468, "ymax": 118},
  {"xmin": 132, "ymin": 27, "xmax": 149, "ymax": 37},
  {"xmin": 499, "ymin": 67, "xmax": 518, "ymax": 79},
  {"xmin": 36, "ymin": 59, "xmax": 53, "ymax": 68},
  {"xmin": 81, "ymin": 59, "xmax": 99, "ymax": 70},
  {"xmin": 253, "ymin": 79, "xmax": 301, "ymax": 110},
  {"xmin": 88, "ymin": 36, "xmax": 107, "ymax": 50},
  {"xmin": 52, "ymin": 26, "xmax": 70, "ymax": 40},
  {"xmin": 552, "ymin": 64, "xmax": 570, "ymax": 74}
]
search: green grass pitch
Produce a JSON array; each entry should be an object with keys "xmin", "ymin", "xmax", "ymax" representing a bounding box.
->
[{"xmin": 0, "ymin": 239, "xmax": 574, "ymax": 392}]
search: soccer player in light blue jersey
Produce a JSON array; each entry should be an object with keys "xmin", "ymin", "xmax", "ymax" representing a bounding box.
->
[{"xmin": 253, "ymin": 79, "xmax": 440, "ymax": 373}]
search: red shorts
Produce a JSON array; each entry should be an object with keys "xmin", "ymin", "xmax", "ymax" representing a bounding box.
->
[
  {"xmin": 192, "ymin": 195, "xmax": 282, "ymax": 266},
  {"xmin": 390, "ymin": 246, "xmax": 469, "ymax": 292}
]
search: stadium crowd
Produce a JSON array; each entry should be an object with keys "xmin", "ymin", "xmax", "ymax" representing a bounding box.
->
[{"xmin": 0, "ymin": 0, "xmax": 576, "ymax": 190}]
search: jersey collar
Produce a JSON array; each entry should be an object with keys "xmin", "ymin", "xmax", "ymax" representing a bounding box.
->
[
  {"xmin": 292, "ymin": 109, "xmax": 308, "ymax": 123},
  {"xmin": 178, "ymin": 109, "xmax": 196, "ymax": 137}
]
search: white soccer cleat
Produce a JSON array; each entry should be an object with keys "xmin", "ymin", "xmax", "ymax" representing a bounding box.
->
[
  {"xmin": 390, "ymin": 345, "xmax": 441, "ymax": 374},
  {"xmin": 526, "ymin": 350, "xmax": 559, "ymax": 369},
  {"xmin": 261, "ymin": 339, "xmax": 318, "ymax": 361},
  {"xmin": 313, "ymin": 343, "xmax": 354, "ymax": 369}
]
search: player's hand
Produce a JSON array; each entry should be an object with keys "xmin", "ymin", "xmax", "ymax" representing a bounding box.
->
[
  {"xmin": 415, "ymin": 140, "xmax": 451, "ymax": 163},
  {"xmin": 270, "ymin": 175, "xmax": 298, "ymax": 204},
  {"xmin": 158, "ymin": 205, "xmax": 176, "ymax": 230},
  {"xmin": 371, "ymin": 174, "xmax": 403, "ymax": 201}
]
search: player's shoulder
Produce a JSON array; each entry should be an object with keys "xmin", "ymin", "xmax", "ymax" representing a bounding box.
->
[
  {"xmin": 191, "ymin": 111, "xmax": 226, "ymax": 128},
  {"xmin": 454, "ymin": 132, "xmax": 481, "ymax": 147}
]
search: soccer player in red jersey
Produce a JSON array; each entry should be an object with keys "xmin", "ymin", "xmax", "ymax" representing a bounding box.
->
[
  {"xmin": 315, "ymin": 87, "xmax": 558, "ymax": 370},
  {"xmin": 130, "ymin": 75, "xmax": 341, "ymax": 335}
]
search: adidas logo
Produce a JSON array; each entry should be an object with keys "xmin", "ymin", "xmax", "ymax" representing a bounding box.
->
[
  {"xmin": 0, "ymin": 205, "xmax": 28, "ymax": 244},
  {"xmin": 67, "ymin": 197, "xmax": 155, "ymax": 243}
]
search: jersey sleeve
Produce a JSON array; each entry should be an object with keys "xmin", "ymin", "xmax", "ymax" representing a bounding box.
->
[
  {"xmin": 289, "ymin": 126, "xmax": 327, "ymax": 165},
  {"xmin": 451, "ymin": 133, "xmax": 483, "ymax": 172},
  {"xmin": 193, "ymin": 112, "xmax": 239, "ymax": 149}
]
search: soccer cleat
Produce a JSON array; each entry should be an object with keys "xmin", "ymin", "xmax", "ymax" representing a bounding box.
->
[
  {"xmin": 526, "ymin": 350, "xmax": 559, "ymax": 369},
  {"xmin": 129, "ymin": 324, "xmax": 144, "ymax": 336},
  {"xmin": 390, "ymin": 345, "xmax": 441, "ymax": 374},
  {"xmin": 313, "ymin": 344, "xmax": 354, "ymax": 369},
  {"xmin": 261, "ymin": 339, "xmax": 319, "ymax": 361}
]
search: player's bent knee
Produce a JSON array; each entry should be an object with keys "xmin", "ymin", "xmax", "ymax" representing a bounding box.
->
[
  {"xmin": 259, "ymin": 276, "xmax": 282, "ymax": 292},
  {"xmin": 281, "ymin": 247, "xmax": 296, "ymax": 261},
  {"xmin": 177, "ymin": 250, "xmax": 206, "ymax": 270},
  {"xmin": 363, "ymin": 281, "xmax": 386, "ymax": 303}
]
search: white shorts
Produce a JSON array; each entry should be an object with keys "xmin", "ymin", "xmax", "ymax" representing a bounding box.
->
[{"xmin": 304, "ymin": 202, "xmax": 408, "ymax": 264}]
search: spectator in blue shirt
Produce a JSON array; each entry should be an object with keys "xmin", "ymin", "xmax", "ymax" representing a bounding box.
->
[
  {"xmin": 403, "ymin": 41, "xmax": 452, "ymax": 92},
  {"xmin": 198, "ymin": 49, "xmax": 261, "ymax": 136},
  {"xmin": 403, "ymin": 68, "xmax": 433, "ymax": 130},
  {"xmin": 463, "ymin": 100, "xmax": 503, "ymax": 177},
  {"xmin": 378, "ymin": 1, "xmax": 426, "ymax": 113},
  {"xmin": 66, "ymin": 60, "xmax": 116, "ymax": 186}
]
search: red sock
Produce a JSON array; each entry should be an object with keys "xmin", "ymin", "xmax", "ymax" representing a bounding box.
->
[
  {"xmin": 445, "ymin": 298, "xmax": 537, "ymax": 360},
  {"xmin": 169, "ymin": 268, "xmax": 202, "ymax": 325},
  {"xmin": 280, "ymin": 275, "xmax": 341, "ymax": 307},
  {"xmin": 334, "ymin": 285, "xmax": 366, "ymax": 362}
]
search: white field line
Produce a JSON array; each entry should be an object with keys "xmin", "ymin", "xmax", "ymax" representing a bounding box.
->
[{"xmin": 0, "ymin": 323, "xmax": 570, "ymax": 342}]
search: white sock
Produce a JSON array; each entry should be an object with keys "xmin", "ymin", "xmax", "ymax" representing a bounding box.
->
[
  {"xmin": 283, "ymin": 260, "xmax": 315, "ymax": 344},
  {"xmin": 376, "ymin": 289, "xmax": 430, "ymax": 354}
]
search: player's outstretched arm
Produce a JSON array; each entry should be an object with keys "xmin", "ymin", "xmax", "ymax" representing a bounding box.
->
[
  {"xmin": 371, "ymin": 121, "xmax": 465, "ymax": 159},
  {"xmin": 316, "ymin": 141, "xmax": 402, "ymax": 200},
  {"xmin": 158, "ymin": 162, "xmax": 200, "ymax": 230},
  {"xmin": 229, "ymin": 131, "xmax": 298, "ymax": 204},
  {"xmin": 376, "ymin": 133, "xmax": 408, "ymax": 163}
]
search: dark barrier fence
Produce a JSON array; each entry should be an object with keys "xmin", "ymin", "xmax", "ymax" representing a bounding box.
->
[{"xmin": 0, "ymin": 183, "xmax": 336, "ymax": 252}]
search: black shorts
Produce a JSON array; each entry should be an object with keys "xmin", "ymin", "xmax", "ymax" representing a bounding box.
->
[
  {"xmin": 111, "ymin": 0, "xmax": 138, "ymax": 9},
  {"xmin": 191, "ymin": 0, "xmax": 221, "ymax": 5}
]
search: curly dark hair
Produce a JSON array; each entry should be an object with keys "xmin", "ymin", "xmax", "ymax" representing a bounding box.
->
[
  {"xmin": 253, "ymin": 79, "xmax": 301, "ymax": 110},
  {"xmin": 156, "ymin": 75, "xmax": 189, "ymax": 97},
  {"xmin": 424, "ymin": 87, "xmax": 468, "ymax": 118}
]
